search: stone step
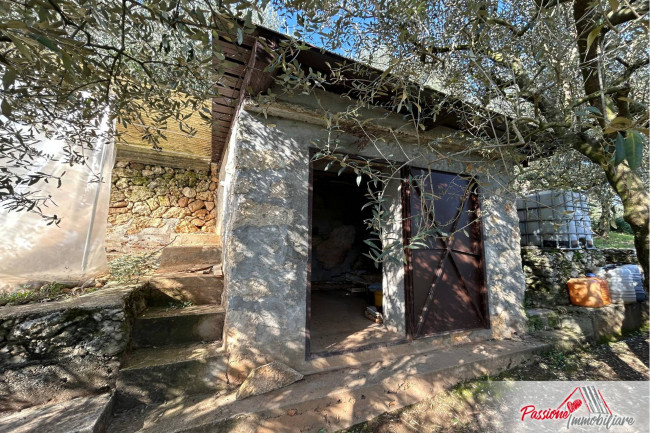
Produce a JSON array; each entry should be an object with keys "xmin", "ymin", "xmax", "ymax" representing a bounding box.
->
[
  {"xmin": 116, "ymin": 342, "xmax": 229, "ymax": 410},
  {"xmin": 525, "ymin": 308, "xmax": 562, "ymax": 331},
  {"xmin": 146, "ymin": 274, "xmax": 224, "ymax": 306},
  {"xmin": 107, "ymin": 338, "xmax": 551, "ymax": 433},
  {"xmin": 532, "ymin": 328, "xmax": 591, "ymax": 352},
  {"xmin": 157, "ymin": 245, "xmax": 222, "ymax": 273},
  {"xmin": 131, "ymin": 305, "xmax": 225, "ymax": 348},
  {"xmin": 171, "ymin": 233, "xmax": 221, "ymax": 246},
  {"xmin": 0, "ymin": 393, "xmax": 114, "ymax": 433}
]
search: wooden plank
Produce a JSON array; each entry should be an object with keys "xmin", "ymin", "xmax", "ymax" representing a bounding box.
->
[
  {"xmin": 214, "ymin": 40, "xmax": 252, "ymax": 61},
  {"xmin": 221, "ymin": 58, "xmax": 247, "ymax": 69},
  {"xmin": 215, "ymin": 86, "xmax": 240, "ymax": 100},
  {"xmin": 212, "ymin": 125, "xmax": 230, "ymax": 135},
  {"xmin": 115, "ymin": 143, "xmax": 210, "ymax": 171},
  {"xmin": 212, "ymin": 102, "xmax": 236, "ymax": 115},
  {"xmin": 214, "ymin": 74, "xmax": 243, "ymax": 89},
  {"xmin": 213, "ymin": 121, "xmax": 230, "ymax": 130},
  {"xmin": 215, "ymin": 40, "xmax": 250, "ymax": 56},
  {"xmin": 215, "ymin": 61, "xmax": 246, "ymax": 76},
  {"xmin": 214, "ymin": 96, "xmax": 237, "ymax": 107},
  {"xmin": 211, "ymin": 35, "xmax": 261, "ymax": 164},
  {"xmin": 212, "ymin": 137, "xmax": 227, "ymax": 153},
  {"xmin": 217, "ymin": 31, "xmax": 256, "ymax": 47},
  {"xmin": 212, "ymin": 112, "xmax": 233, "ymax": 122},
  {"xmin": 212, "ymin": 119, "xmax": 232, "ymax": 129},
  {"xmin": 248, "ymin": 46, "xmax": 278, "ymax": 96}
]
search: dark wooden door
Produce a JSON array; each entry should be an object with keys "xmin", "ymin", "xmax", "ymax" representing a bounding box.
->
[{"xmin": 403, "ymin": 167, "xmax": 489, "ymax": 338}]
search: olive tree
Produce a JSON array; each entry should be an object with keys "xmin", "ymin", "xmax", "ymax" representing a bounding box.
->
[
  {"xmin": 276, "ymin": 0, "xmax": 649, "ymax": 280},
  {"xmin": 0, "ymin": 0, "xmax": 263, "ymax": 222},
  {"xmin": 1, "ymin": 0, "xmax": 648, "ymax": 279}
]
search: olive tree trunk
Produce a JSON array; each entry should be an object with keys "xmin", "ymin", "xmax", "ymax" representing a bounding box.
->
[{"xmin": 575, "ymin": 136, "xmax": 649, "ymax": 288}]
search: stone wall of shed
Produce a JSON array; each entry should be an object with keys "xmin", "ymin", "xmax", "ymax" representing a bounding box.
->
[
  {"xmin": 221, "ymin": 104, "xmax": 528, "ymax": 369},
  {"xmin": 106, "ymin": 161, "xmax": 218, "ymax": 255}
]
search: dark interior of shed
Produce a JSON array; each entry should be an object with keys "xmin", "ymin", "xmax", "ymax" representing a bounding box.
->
[{"xmin": 309, "ymin": 164, "xmax": 403, "ymax": 355}]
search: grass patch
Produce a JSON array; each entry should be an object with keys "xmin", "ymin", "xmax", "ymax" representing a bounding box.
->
[
  {"xmin": 593, "ymin": 232, "xmax": 635, "ymax": 249},
  {"xmin": 0, "ymin": 282, "xmax": 67, "ymax": 307},
  {"xmin": 108, "ymin": 251, "xmax": 159, "ymax": 283}
]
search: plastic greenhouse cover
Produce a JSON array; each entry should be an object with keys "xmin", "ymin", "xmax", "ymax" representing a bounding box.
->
[{"xmin": 0, "ymin": 117, "xmax": 115, "ymax": 289}]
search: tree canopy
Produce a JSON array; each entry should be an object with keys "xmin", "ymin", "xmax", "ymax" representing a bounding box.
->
[
  {"xmin": 1, "ymin": 0, "xmax": 648, "ymax": 276},
  {"xmin": 282, "ymin": 0, "xmax": 649, "ymax": 274}
]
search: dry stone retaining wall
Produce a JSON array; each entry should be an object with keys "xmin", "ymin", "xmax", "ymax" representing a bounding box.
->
[
  {"xmin": 0, "ymin": 284, "xmax": 144, "ymax": 413},
  {"xmin": 107, "ymin": 161, "xmax": 218, "ymax": 254},
  {"xmin": 521, "ymin": 247, "xmax": 639, "ymax": 308}
]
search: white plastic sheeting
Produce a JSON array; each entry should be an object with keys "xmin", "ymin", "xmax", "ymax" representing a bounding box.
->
[
  {"xmin": 0, "ymin": 119, "xmax": 115, "ymax": 287},
  {"xmin": 598, "ymin": 265, "xmax": 643, "ymax": 304}
]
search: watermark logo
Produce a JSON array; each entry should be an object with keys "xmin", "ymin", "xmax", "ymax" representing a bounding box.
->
[{"xmin": 520, "ymin": 386, "xmax": 636, "ymax": 429}]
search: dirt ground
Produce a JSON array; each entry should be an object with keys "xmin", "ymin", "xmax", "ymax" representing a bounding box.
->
[{"xmin": 340, "ymin": 329, "xmax": 649, "ymax": 433}]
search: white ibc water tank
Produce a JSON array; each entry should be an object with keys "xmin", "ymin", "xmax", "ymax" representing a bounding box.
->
[
  {"xmin": 517, "ymin": 190, "xmax": 594, "ymax": 249},
  {"xmin": 597, "ymin": 266, "xmax": 637, "ymax": 304}
]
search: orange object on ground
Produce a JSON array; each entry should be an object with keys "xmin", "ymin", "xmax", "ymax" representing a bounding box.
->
[
  {"xmin": 567, "ymin": 277, "xmax": 608, "ymax": 308},
  {"xmin": 598, "ymin": 278, "xmax": 612, "ymax": 306}
]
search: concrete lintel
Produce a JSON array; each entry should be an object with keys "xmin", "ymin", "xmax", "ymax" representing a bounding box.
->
[{"xmin": 243, "ymin": 100, "xmax": 472, "ymax": 152}]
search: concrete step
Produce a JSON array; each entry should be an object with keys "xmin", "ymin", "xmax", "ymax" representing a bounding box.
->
[
  {"xmin": 131, "ymin": 305, "xmax": 225, "ymax": 348},
  {"xmin": 157, "ymin": 246, "xmax": 221, "ymax": 273},
  {"xmin": 107, "ymin": 338, "xmax": 551, "ymax": 433},
  {"xmin": 299, "ymin": 329, "xmax": 493, "ymax": 375},
  {"xmin": 0, "ymin": 393, "xmax": 114, "ymax": 433},
  {"xmin": 116, "ymin": 342, "xmax": 229, "ymax": 410},
  {"xmin": 146, "ymin": 274, "xmax": 224, "ymax": 306}
]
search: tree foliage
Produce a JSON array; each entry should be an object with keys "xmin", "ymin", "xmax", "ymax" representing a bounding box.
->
[
  {"xmin": 1, "ymin": 0, "xmax": 266, "ymax": 221},
  {"xmin": 275, "ymin": 0, "xmax": 649, "ymax": 278},
  {"xmin": 1, "ymin": 0, "xmax": 648, "ymax": 278}
]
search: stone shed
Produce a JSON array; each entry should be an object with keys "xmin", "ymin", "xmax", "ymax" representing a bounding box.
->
[
  {"xmin": 218, "ymin": 93, "xmax": 527, "ymax": 369},
  {"xmin": 152, "ymin": 26, "xmax": 527, "ymax": 373},
  {"xmin": 107, "ymin": 26, "xmax": 530, "ymax": 375}
]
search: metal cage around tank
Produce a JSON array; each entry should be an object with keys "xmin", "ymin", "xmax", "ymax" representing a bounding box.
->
[{"xmin": 517, "ymin": 190, "xmax": 595, "ymax": 249}]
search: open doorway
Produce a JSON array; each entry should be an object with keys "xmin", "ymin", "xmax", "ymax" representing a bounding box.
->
[{"xmin": 308, "ymin": 160, "xmax": 404, "ymax": 356}]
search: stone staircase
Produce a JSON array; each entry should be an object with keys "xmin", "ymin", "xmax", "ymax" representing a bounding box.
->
[{"xmin": 115, "ymin": 236, "xmax": 231, "ymax": 410}]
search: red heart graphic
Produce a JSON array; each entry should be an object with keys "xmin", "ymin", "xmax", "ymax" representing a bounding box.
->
[{"xmin": 567, "ymin": 399, "xmax": 582, "ymax": 413}]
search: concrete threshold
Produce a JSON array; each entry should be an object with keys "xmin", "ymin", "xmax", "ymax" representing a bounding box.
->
[
  {"xmin": 107, "ymin": 337, "xmax": 550, "ymax": 433},
  {"xmin": 300, "ymin": 328, "xmax": 492, "ymax": 375}
]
